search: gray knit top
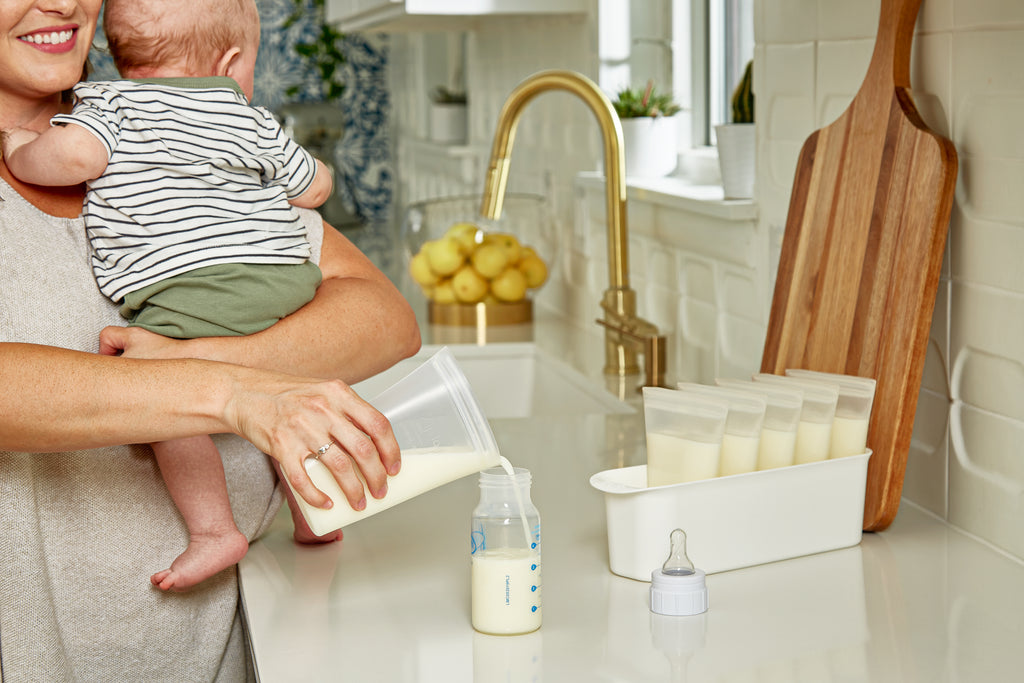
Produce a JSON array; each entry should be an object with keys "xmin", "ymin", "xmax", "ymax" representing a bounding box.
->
[{"xmin": 0, "ymin": 179, "xmax": 323, "ymax": 681}]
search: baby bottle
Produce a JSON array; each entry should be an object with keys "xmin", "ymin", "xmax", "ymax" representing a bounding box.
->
[{"xmin": 470, "ymin": 465, "xmax": 542, "ymax": 635}]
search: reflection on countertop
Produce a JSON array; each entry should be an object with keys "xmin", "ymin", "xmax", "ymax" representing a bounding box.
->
[{"xmin": 239, "ymin": 309, "xmax": 1024, "ymax": 682}]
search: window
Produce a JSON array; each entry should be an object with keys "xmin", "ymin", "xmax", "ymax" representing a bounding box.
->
[
  {"xmin": 707, "ymin": 0, "xmax": 755, "ymax": 142},
  {"xmin": 599, "ymin": 0, "xmax": 754, "ymax": 154}
]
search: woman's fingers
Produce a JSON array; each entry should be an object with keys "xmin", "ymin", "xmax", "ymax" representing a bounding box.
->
[
  {"xmin": 98, "ymin": 325, "xmax": 188, "ymax": 360},
  {"xmin": 280, "ymin": 382, "xmax": 399, "ymax": 509},
  {"xmin": 280, "ymin": 453, "xmax": 332, "ymax": 510},
  {"xmin": 316, "ymin": 404, "xmax": 401, "ymax": 509},
  {"xmin": 315, "ymin": 445, "xmax": 367, "ymax": 511},
  {"xmin": 337, "ymin": 399, "xmax": 401, "ymax": 489}
]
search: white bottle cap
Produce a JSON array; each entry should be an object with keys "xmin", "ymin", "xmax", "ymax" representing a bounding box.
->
[{"xmin": 650, "ymin": 568, "xmax": 708, "ymax": 616}]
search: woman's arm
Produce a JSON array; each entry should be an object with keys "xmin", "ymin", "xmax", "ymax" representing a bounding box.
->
[
  {"xmin": 0, "ymin": 342, "xmax": 398, "ymax": 510},
  {"xmin": 0, "ymin": 344, "xmax": 226, "ymax": 451},
  {"xmin": 100, "ymin": 222, "xmax": 422, "ymax": 384}
]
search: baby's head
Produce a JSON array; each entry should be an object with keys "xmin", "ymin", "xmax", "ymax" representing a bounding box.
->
[{"xmin": 103, "ymin": 0, "xmax": 261, "ymax": 96}]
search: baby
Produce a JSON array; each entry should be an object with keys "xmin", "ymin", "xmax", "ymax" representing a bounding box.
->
[{"xmin": 3, "ymin": 0, "xmax": 336, "ymax": 591}]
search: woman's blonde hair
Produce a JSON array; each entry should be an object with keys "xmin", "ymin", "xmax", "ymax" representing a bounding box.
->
[{"xmin": 103, "ymin": 0, "xmax": 260, "ymax": 76}]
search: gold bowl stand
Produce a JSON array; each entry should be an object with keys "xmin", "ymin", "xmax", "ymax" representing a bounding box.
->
[{"xmin": 428, "ymin": 300, "xmax": 533, "ymax": 326}]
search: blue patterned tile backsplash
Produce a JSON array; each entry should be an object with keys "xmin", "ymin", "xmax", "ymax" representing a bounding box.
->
[{"xmin": 88, "ymin": 0, "xmax": 395, "ymax": 273}]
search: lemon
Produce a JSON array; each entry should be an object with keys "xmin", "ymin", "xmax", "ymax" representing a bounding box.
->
[
  {"xmin": 470, "ymin": 243, "xmax": 509, "ymax": 279},
  {"xmin": 518, "ymin": 254, "xmax": 548, "ymax": 289},
  {"xmin": 452, "ymin": 265, "xmax": 489, "ymax": 303},
  {"xmin": 409, "ymin": 250, "xmax": 439, "ymax": 289},
  {"xmin": 490, "ymin": 267, "xmax": 528, "ymax": 302},
  {"xmin": 432, "ymin": 277, "xmax": 457, "ymax": 304},
  {"xmin": 445, "ymin": 222, "xmax": 482, "ymax": 255},
  {"xmin": 482, "ymin": 232, "xmax": 522, "ymax": 265},
  {"xmin": 423, "ymin": 237, "xmax": 464, "ymax": 277}
]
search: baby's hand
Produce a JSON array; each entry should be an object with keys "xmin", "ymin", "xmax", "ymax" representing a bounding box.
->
[{"xmin": 1, "ymin": 127, "xmax": 40, "ymax": 159}]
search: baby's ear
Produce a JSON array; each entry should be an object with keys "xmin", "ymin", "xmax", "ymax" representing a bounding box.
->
[{"xmin": 214, "ymin": 47, "xmax": 242, "ymax": 78}]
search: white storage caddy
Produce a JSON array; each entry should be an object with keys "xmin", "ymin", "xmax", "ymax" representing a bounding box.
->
[{"xmin": 589, "ymin": 451, "xmax": 871, "ymax": 580}]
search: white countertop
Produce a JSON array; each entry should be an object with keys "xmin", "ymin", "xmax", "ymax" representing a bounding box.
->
[{"xmin": 239, "ymin": 312, "xmax": 1024, "ymax": 682}]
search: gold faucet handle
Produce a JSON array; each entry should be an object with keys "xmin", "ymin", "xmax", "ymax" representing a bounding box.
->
[
  {"xmin": 595, "ymin": 317, "xmax": 668, "ymax": 389},
  {"xmin": 596, "ymin": 310, "xmax": 661, "ymax": 339}
]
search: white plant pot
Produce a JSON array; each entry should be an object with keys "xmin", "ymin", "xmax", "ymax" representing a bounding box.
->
[
  {"xmin": 429, "ymin": 102, "xmax": 467, "ymax": 144},
  {"xmin": 715, "ymin": 123, "xmax": 756, "ymax": 199},
  {"xmin": 620, "ymin": 116, "xmax": 678, "ymax": 178}
]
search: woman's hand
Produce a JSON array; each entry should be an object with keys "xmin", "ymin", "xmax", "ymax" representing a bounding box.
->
[
  {"xmin": 223, "ymin": 369, "xmax": 401, "ymax": 512},
  {"xmin": 99, "ymin": 325, "xmax": 189, "ymax": 359}
]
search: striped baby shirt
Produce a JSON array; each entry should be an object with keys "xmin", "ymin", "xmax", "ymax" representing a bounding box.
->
[{"xmin": 52, "ymin": 77, "xmax": 319, "ymax": 302}]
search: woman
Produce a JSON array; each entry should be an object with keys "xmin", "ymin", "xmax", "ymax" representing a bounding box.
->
[{"xmin": 0, "ymin": 1, "xmax": 421, "ymax": 680}]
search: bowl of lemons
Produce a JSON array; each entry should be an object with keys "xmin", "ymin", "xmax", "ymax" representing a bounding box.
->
[{"xmin": 402, "ymin": 195, "xmax": 554, "ymax": 326}]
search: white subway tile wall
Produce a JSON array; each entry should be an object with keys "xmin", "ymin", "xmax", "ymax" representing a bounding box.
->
[{"xmin": 388, "ymin": 0, "xmax": 1024, "ymax": 560}]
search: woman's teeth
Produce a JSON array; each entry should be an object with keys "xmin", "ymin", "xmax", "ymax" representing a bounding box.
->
[{"xmin": 20, "ymin": 30, "xmax": 74, "ymax": 46}]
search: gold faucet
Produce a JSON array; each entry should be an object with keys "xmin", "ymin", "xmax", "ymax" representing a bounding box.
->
[{"xmin": 479, "ymin": 69, "xmax": 666, "ymax": 388}]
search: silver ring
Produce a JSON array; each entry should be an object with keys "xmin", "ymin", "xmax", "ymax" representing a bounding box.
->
[{"xmin": 316, "ymin": 442, "xmax": 333, "ymax": 457}]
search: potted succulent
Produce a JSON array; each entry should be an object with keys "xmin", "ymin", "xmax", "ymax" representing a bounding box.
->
[
  {"xmin": 714, "ymin": 60, "xmax": 755, "ymax": 199},
  {"xmin": 612, "ymin": 80, "xmax": 682, "ymax": 178},
  {"xmin": 429, "ymin": 86, "xmax": 468, "ymax": 144}
]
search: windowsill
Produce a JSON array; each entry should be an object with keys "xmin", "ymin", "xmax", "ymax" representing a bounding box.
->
[
  {"xmin": 578, "ymin": 145, "xmax": 757, "ymax": 222},
  {"xmin": 577, "ymin": 171, "xmax": 757, "ymax": 222}
]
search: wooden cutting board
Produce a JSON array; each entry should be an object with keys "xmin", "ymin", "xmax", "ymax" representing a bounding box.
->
[{"xmin": 760, "ymin": 0, "xmax": 958, "ymax": 531}]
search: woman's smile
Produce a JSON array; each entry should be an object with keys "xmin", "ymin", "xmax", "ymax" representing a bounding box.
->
[{"xmin": 17, "ymin": 24, "xmax": 77, "ymax": 54}]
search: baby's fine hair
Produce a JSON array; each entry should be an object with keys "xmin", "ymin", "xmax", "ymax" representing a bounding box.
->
[{"xmin": 103, "ymin": 0, "xmax": 260, "ymax": 76}]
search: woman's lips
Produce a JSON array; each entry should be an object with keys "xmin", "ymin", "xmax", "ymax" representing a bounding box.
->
[{"xmin": 19, "ymin": 27, "xmax": 77, "ymax": 54}]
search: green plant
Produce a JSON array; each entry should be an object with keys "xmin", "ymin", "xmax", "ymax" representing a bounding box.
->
[
  {"xmin": 612, "ymin": 81, "xmax": 681, "ymax": 119},
  {"xmin": 284, "ymin": 0, "xmax": 346, "ymax": 102},
  {"xmin": 730, "ymin": 60, "xmax": 754, "ymax": 124},
  {"xmin": 430, "ymin": 86, "xmax": 467, "ymax": 105}
]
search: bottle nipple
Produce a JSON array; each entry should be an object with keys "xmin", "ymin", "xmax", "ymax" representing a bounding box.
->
[
  {"xmin": 661, "ymin": 528, "xmax": 695, "ymax": 576},
  {"xmin": 650, "ymin": 528, "xmax": 708, "ymax": 616}
]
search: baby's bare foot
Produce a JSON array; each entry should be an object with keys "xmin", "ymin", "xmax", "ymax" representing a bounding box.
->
[
  {"xmin": 151, "ymin": 528, "xmax": 249, "ymax": 592},
  {"xmin": 293, "ymin": 527, "xmax": 344, "ymax": 544},
  {"xmin": 291, "ymin": 514, "xmax": 344, "ymax": 545}
]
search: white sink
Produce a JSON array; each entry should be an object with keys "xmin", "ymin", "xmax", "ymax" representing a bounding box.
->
[{"xmin": 354, "ymin": 343, "xmax": 634, "ymax": 419}]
